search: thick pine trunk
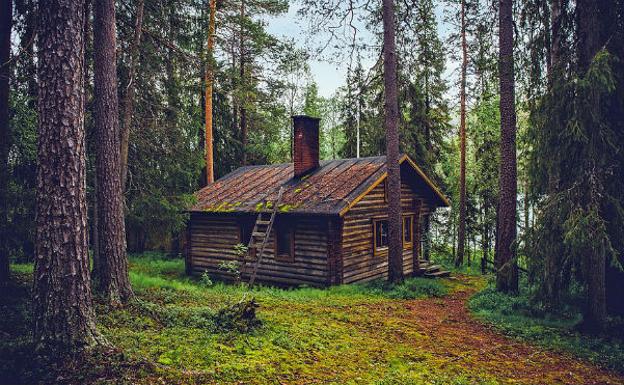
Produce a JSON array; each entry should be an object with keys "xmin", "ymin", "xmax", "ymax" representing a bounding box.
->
[
  {"xmin": 120, "ymin": 0, "xmax": 144, "ymax": 193},
  {"xmin": 93, "ymin": 0, "xmax": 134, "ymax": 304},
  {"xmin": 577, "ymin": 0, "xmax": 607, "ymax": 332},
  {"xmin": 0, "ymin": 0, "xmax": 12, "ymax": 285},
  {"xmin": 33, "ymin": 0, "xmax": 100, "ymax": 352},
  {"xmin": 456, "ymin": 0, "xmax": 468, "ymax": 268},
  {"xmin": 382, "ymin": 0, "xmax": 403, "ymax": 283},
  {"xmin": 496, "ymin": 0, "xmax": 518, "ymax": 293}
]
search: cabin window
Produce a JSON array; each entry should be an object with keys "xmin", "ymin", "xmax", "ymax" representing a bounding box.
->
[
  {"xmin": 374, "ymin": 219, "xmax": 389, "ymax": 255},
  {"xmin": 374, "ymin": 216, "xmax": 414, "ymax": 255},
  {"xmin": 239, "ymin": 221, "xmax": 255, "ymax": 259},
  {"xmin": 275, "ymin": 223, "xmax": 295, "ymax": 262},
  {"xmin": 403, "ymin": 215, "xmax": 413, "ymax": 248}
]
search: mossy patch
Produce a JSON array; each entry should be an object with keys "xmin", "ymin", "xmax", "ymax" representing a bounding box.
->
[{"xmin": 2, "ymin": 254, "xmax": 622, "ymax": 385}]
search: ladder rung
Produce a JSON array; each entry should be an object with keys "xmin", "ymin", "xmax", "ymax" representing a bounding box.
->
[
  {"xmin": 257, "ymin": 220, "xmax": 271, "ymax": 225},
  {"xmin": 252, "ymin": 232, "xmax": 266, "ymax": 238}
]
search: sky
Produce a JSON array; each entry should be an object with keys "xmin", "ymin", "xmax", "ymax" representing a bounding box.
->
[{"xmin": 265, "ymin": 1, "xmax": 456, "ymax": 98}]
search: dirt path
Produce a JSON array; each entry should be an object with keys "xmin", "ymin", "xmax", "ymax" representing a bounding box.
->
[{"xmin": 398, "ymin": 276, "xmax": 623, "ymax": 385}]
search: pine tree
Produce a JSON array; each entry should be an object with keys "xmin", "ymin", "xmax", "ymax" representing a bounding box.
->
[
  {"xmin": 496, "ymin": 0, "xmax": 519, "ymax": 293},
  {"xmin": 383, "ymin": 0, "xmax": 403, "ymax": 284},
  {"xmin": 33, "ymin": 0, "xmax": 100, "ymax": 353},
  {"xmin": 0, "ymin": 0, "xmax": 12, "ymax": 285},
  {"xmin": 457, "ymin": 0, "xmax": 468, "ymax": 267},
  {"xmin": 205, "ymin": 0, "xmax": 217, "ymax": 183},
  {"xmin": 92, "ymin": 0, "xmax": 134, "ymax": 304},
  {"xmin": 120, "ymin": 0, "xmax": 144, "ymax": 193}
]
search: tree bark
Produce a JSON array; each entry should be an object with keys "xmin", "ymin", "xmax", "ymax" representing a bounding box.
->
[
  {"xmin": 33, "ymin": 0, "xmax": 100, "ymax": 353},
  {"xmin": 456, "ymin": 0, "xmax": 468, "ymax": 268},
  {"xmin": 205, "ymin": 0, "xmax": 216, "ymax": 183},
  {"xmin": 239, "ymin": 0, "xmax": 248, "ymax": 166},
  {"xmin": 382, "ymin": 0, "xmax": 403, "ymax": 283},
  {"xmin": 120, "ymin": 0, "xmax": 144, "ymax": 193},
  {"xmin": 576, "ymin": 0, "xmax": 607, "ymax": 332},
  {"xmin": 92, "ymin": 0, "xmax": 134, "ymax": 304},
  {"xmin": 549, "ymin": 0, "xmax": 564, "ymax": 79},
  {"xmin": 0, "ymin": 0, "xmax": 12, "ymax": 285},
  {"xmin": 496, "ymin": 0, "xmax": 519, "ymax": 293}
]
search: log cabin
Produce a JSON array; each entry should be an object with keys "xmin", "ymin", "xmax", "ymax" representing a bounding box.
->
[{"xmin": 186, "ymin": 115, "xmax": 450, "ymax": 286}]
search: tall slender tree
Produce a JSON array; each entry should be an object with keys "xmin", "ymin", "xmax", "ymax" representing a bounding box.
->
[
  {"xmin": 120, "ymin": 0, "xmax": 144, "ymax": 193},
  {"xmin": 0, "ymin": 0, "xmax": 12, "ymax": 285},
  {"xmin": 205, "ymin": 0, "xmax": 217, "ymax": 183},
  {"xmin": 496, "ymin": 0, "xmax": 518, "ymax": 293},
  {"xmin": 92, "ymin": 0, "xmax": 134, "ymax": 304},
  {"xmin": 457, "ymin": 0, "xmax": 468, "ymax": 267},
  {"xmin": 0, "ymin": 0, "xmax": 11, "ymax": 285},
  {"xmin": 383, "ymin": 0, "xmax": 403, "ymax": 283},
  {"xmin": 33, "ymin": 0, "xmax": 100, "ymax": 352}
]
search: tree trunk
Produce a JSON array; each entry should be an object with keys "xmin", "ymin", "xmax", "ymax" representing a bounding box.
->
[
  {"xmin": 496, "ymin": 0, "xmax": 518, "ymax": 294},
  {"xmin": 0, "ymin": 0, "xmax": 12, "ymax": 285},
  {"xmin": 577, "ymin": 0, "xmax": 607, "ymax": 332},
  {"xmin": 205, "ymin": 0, "xmax": 216, "ymax": 183},
  {"xmin": 120, "ymin": 0, "xmax": 144, "ymax": 193},
  {"xmin": 456, "ymin": 0, "xmax": 468, "ymax": 268},
  {"xmin": 549, "ymin": 0, "xmax": 563, "ymax": 78},
  {"xmin": 239, "ymin": 0, "xmax": 248, "ymax": 166},
  {"xmin": 33, "ymin": 0, "xmax": 100, "ymax": 353},
  {"xmin": 481, "ymin": 196, "xmax": 490, "ymax": 274},
  {"xmin": 382, "ymin": 0, "xmax": 403, "ymax": 284},
  {"xmin": 92, "ymin": 0, "xmax": 134, "ymax": 304}
]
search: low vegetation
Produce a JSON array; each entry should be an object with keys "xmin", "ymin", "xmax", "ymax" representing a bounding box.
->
[
  {"xmin": 469, "ymin": 282, "xmax": 624, "ymax": 373},
  {"xmin": 1, "ymin": 254, "xmax": 622, "ymax": 385}
]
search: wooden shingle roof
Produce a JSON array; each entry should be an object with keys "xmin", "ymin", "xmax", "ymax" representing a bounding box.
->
[{"xmin": 191, "ymin": 155, "xmax": 449, "ymax": 215}]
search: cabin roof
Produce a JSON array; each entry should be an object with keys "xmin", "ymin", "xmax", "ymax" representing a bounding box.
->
[{"xmin": 191, "ymin": 154, "xmax": 450, "ymax": 215}]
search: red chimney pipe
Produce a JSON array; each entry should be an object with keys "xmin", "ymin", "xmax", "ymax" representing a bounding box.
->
[{"xmin": 293, "ymin": 115, "xmax": 320, "ymax": 178}]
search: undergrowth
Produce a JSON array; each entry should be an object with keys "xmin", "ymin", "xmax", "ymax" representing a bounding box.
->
[
  {"xmin": 469, "ymin": 282, "xmax": 624, "ymax": 373},
  {"xmin": 2, "ymin": 253, "xmax": 621, "ymax": 384}
]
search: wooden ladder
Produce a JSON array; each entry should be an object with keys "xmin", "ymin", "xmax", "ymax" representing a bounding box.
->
[{"xmin": 245, "ymin": 187, "xmax": 284, "ymax": 287}]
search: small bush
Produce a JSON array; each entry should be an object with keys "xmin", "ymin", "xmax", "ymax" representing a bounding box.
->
[
  {"xmin": 200, "ymin": 271, "xmax": 213, "ymax": 287},
  {"xmin": 214, "ymin": 298, "xmax": 261, "ymax": 332}
]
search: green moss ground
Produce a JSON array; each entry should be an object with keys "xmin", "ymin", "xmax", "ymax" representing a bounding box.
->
[{"xmin": 1, "ymin": 254, "xmax": 622, "ymax": 385}]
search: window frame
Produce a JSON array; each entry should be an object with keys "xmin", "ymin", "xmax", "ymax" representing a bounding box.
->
[
  {"xmin": 274, "ymin": 221, "xmax": 295, "ymax": 262},
  {"xmin": 372, "ymin": 215, "xmax": 414, "ymax": 257},
  {"xmin": 373, "ymin": 218, "xmax": 389, "ymax": 257},
  {"xmin": 238, "ymin": 220, "xmax": 256, "ymax": 260}
]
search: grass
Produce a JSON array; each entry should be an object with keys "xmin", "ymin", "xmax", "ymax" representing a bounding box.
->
[
  {"xmin": 1, "ymin": 253, "xmax": 467, "ymax": 385},
  {"xmin": 469, "ymin": 280, "xmax": 624, "ymax": 373},
  {"xmin": 2, "ymin": 253, "xmax": 622, "ymax": 384}
]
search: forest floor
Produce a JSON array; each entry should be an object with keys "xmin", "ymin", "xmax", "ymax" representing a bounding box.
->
[{"xmin": 1, "ymin": 254, "xmax": 623, "ymax": 385}]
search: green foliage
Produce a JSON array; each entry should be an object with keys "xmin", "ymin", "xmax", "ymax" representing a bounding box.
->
[
  {"xmin": 4, "ymin": 254, "xmax": 623, "ymax": 383},
  {"xmin": 470, "ymin": 283, "xmax": 624, "ymax": 372},
  {"xmin": 527, "ymin": 48, "xmax": 624, "ymax": 314},
  {"xmin": 5, "ymin": 93, "xmax": 37, "ymax": 262},
  {"xmin": 200, "ymin": 271, "xmax": 214, "ymax": 287},
  {"xmin": 218, "ymin": 260, "xmax": 242, "ymax": 282}
]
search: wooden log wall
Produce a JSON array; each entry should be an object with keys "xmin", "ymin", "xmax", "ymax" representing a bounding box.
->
[
  {"xmin": 341, "ymin": 180, "xmax": 433, "ymax": 284},
  {"xmin": 188, "ymin": 213, "xmax": 330, "ymax": 286}
]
